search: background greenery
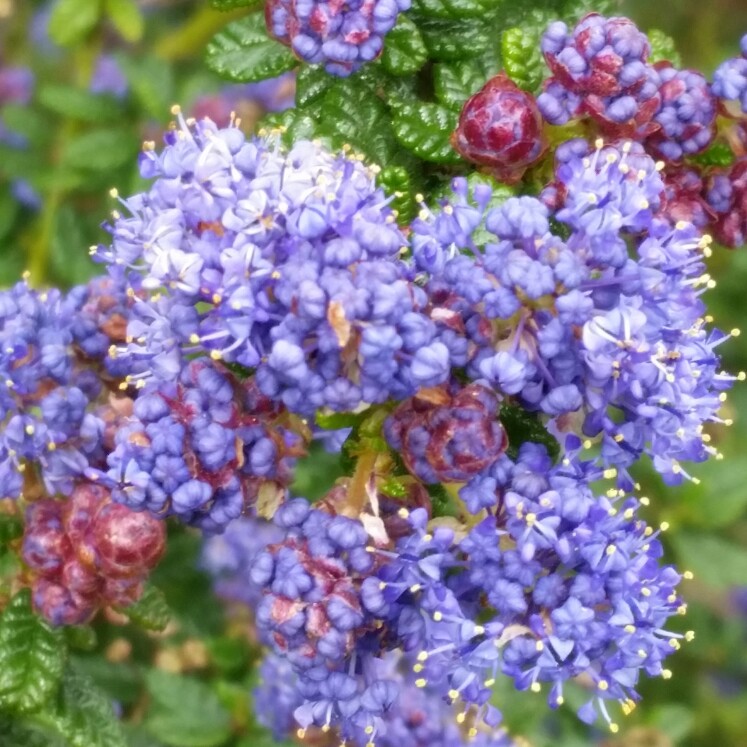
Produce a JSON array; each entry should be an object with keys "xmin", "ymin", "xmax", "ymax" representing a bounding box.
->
[{"xmin": 0, "ymin": 1, "xmax": 745, "ymax": 746}]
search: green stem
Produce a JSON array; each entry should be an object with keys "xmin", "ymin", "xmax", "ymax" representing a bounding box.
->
[{"xmin": 154, "ymin": 5, "xmax": 258, "ymax": 62}]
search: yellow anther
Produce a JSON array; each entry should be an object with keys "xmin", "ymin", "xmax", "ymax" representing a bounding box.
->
[
  {"xmin": 683, "ymin": 571, "xmax": 694, "ymax": 580},
  {"xmin": 624, "ymin": 624, "xmax": 636, "ymax": 634},
  {"xmin": 603, "ymin": 468, "xmax": 617, "ymax": 480},
  {"xmin": 415, "ymin": 678, "xmax": 427, "ymax": 688},
  {"xmin": 530, "ymin": 682, "xmax": 541, "ymax": 693},
  {"xmin": 660, "ymin": 521, "xmax": 670, "ymax": 532},
  {"xmin": 448, "ymin": 689, "xmax": 459, "ymax": 701},
  {"xmin": 731, "ymin": 328, "xmax": 741, "ymax": 337},
  {"xmin": 610, "ymin": 723, "xmax": 619, "ymax": 734},
  {"xmin": 662, "ymin": 669, "xmax": 672, "ymax": 679},
  {"xmin": 598, "ymin": 680, "xmax": 609, "ymax": 691},
  {"xmin": 685, "ymin": 631, "xmax": 695, "ymax": 641},
  {"xmin": 417, "ymin": 651, "xmax": 428, "ymax": 662},
  {"xmin": 433, "ymin": 611, "xmax": 443, "ymax": 622},
  {"xmin": 456, "ymin": 712, "xmax": 466, "ymax": 724}
]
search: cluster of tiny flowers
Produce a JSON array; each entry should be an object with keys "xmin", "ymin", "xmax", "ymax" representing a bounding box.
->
[
  {"xmin": 230, "ymin": 441, "xmax": 692, "ymax": 740},
  {"xmin": 22, "ymin": 482, "xmax": 165, "ymax": 625},
  {"xmin": 0, "ymin": 280, "xmax": 108, "ymax": 500},
  {"xmin": 104, "ymin": 359, "xmax": 304, "ymax": 532},
  {"xmin": 364, "ymin": 447, "xmax": 690, "ymax": 734},
  {"xmin": 707, "ymin": 158, "xmax": 747, "ymax": 248},
  {"xmin": 538, "ymin": 14, "xmax": 716, "ymax": 162},
  {"xmin": 712, "ymin": 33, "xmax": 747, "ymax": 114},
  {"xmin": 410, "ymin": 140, "xmax": 734, "ymax": 487},
  {"xmin": 96, "ymin": 116, "xmax": 452, "ymax": 416},
  {"xmin": 253, "ymin": 651, "xmax": 517, "ymax": 747},
  {"xmin": 265, "ymin": 0, "xmax": 410, "ymax": 76}
]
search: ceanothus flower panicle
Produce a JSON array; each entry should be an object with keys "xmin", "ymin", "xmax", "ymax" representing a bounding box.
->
[
  {"xmin": 410, "ymin": 140, "xmax": 735, "ymax": 489},
  {"xmin": 96, "ymin": 113, "xmax": 451, "ymax": 417}
]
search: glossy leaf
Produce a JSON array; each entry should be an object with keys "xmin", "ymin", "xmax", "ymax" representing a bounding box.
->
[
  {"xmin": 47, "ymin": 665, "xmax": 128, "ymax": 747},
  {"xmin": 381, "ymin": 16, "xmax": 428, "ymax": 76},
  {"xmin": 416, "ymin": 17, "xmax": 493, "ymax": 61},
  {"xmin": 500, "ymin": 404, "xmax": 559, "ymax": 462},
  {"xmin": 38, "ymin": 85, "xmax": 123, "ymax": 123},
  {"xmin": 0, "ymin": 590, "xmax": 65, "ymax": 714},
  {"xmin": 205, "ymin": 13, "xmax": 298, "ymax": 83},
  {"xmin": 117, "ymin": 585, "xmax": 171, "ymax": 632},
  {"xmin": 434, "ymin": 56, "xmax": 498, "ymax": 111},
  {"xmin": 392, "ymin": 102, "xmax": 461, "ymax": 163},
  {"xmin": 501, "ymin": 26, "xmax": 546, "ymax": 92},
  {"xmin": 647, "ymin": 28, "xmax": 682, "ymax": 67},
  {"xmin": 412, "ymin": 0, "xmax": 500, "ymax": 19}
]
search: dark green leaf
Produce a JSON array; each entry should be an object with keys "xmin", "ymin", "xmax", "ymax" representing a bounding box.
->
[
  {"xmin": 72, "ymin": 655, "xmax": 142, "ymax": 706},
  {"xmin": 392, "ymin": 102, "xmax": 461, "ymax": 163},
  {"xmin": 50, "ymin": 205, "xmax": 97, "ymax": 287},
  {"xmin": 116, "ymin": 585, "xmax": 171, "ymax": 631},
  {"xmin": 0, "ymin": 589, "xmax": 65, "ymax": 714},
  {"xmin": 144, "ymin": 670, "xmax": 232, "ymax": 747},
  {"xmin": 295, "ymin": 66, "xmax": 335, "ymax": 108},
  {"xmin": 62, "ymin": 626, "xmax": 97, "ymax": 652},
  {"xmin": 0, "ymin": 512, "xmax": 23, "ymax": 544},
  {"xmin": 105, "ymin": 0, "xmax": 144, "ymax": 42},
  {"xmin": 206, "ymin": 12, "xmax": 298, "ymax": 83},
  {"xmin": 416, "ymin": 17, "xmax": 493, "ymax": 61},
  {"xmin": 429, "ymin": 483, "xmax": 460, "ymax": 518},
  {"xmin": 434, "ymin": 57, "xmax": 498, "ymax": 111},
  {"xmin": 500, "ymin": 404, "xmax": 559, "ymax": 462},
  {"xmin": 378, "ymin": 163, "xmax": 417, "ymax": 223},
  {"xmin": 381, "ymin": 16, "xmax": 428, "ymax": 76},
  {"xmin": 48, "ymin": 0, "xmax": 102, "ymax": 46},
  {"xmin": 46, "ymin": 665, "xmax": 128, "ymax": 747},
  {"xmin": 501, "ymin": 27, "xmax": 546, "ymax": 92},
  {"xmin": 38, "ymin": 85, "xmax": 123, "ymax": 124},
  {"xmin": 412, "ymin": 0, "xmax": 500, "ymax": 19},
  {"xmin": 317, "ymin": 76, "xmax": 397, "ymax": 166},
  {"xmin": 61, "ymin": 128, "xmax": 140, "ymax": 172},
  {"xmin": 0, "ymin": 713, "xmax": 65, "ymax": 747}
]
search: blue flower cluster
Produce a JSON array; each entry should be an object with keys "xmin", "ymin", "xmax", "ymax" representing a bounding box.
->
[
  {"xmin": 105, "ymin": 360, "xmax": 302, "ymax": 532},
  {"xmin": 0, "ymin": 279, "xmax": 109, "ymax": 499},
  {"xmin": 96, "ymin": 115, "xmax": 451, "ymax": 416},
  {"xmin": 411, "ymin": 140, "xmax": 733, "ymax": 488},
  {"xmin": 254, "ymin": 650, "xmax": 517, "ymax": 747},
  {"xmin": 712, "ymin": 33, "xmax": 747, "ymax": 113},
  {"xmin": 538, "ymin": 15, "xmax": 717, "ymax": 161},
  {"xmin": 234, "ymin": 444, "xmax": 688, "ymax": 740},
  {"xmin": 265, "ymin": 0, "xmax": 411, "ymax": 76}
]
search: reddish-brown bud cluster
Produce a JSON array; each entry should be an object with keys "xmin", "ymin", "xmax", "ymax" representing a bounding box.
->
[
  {"xmin": 22, "ymin": 482, "xmax": 165, "ymax": 625},
  {"xmin": 451, "ymin": 73, "xmax": 546, "ymax": 182},
  {"xmin": 385, "ymin": 383, "xmax": 508, "ymax": 484}
]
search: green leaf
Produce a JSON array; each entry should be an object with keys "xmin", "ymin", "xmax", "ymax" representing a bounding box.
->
[
  {"xmin": 144, "ymin": 670, "xmax": 232, "ymax": 747},
  {"xmin": 381, "ymin": 16, "xmax": 428, "ymax": 76},
  {"xmin": 38, "ymin": 85, "xmax": 123, "ymax": 124},
  {"xmin": 0, "ymin": 512, "xmax": 23, "ymax": 544},
  {"xmin": 392, "ymin": 102, "xmax": 461, "ymax": 163},
  {"xmin": 315, "ymin": 411, "xmax": 368, "ymax": 431},
  {"xmin": 117, "ymin": 585, "xmax": 171, "ymax": 632},
  {"xmin": 0, "ymin": 105, "xmax": 52, "ymax": 148},
  {"xmin": 206, "ymin": 12, "xmax": 298, "ymax": 83},
  {"xmin": 501, "ymin": 27, "xmax": 546, "ymax": 92},
  {"xmin": 378, "ymin": 163, "xmax": 417, "ymax": 222},
  {"xmin": 295, "ymin": 66, "xmax": 335, "ymax": 108},
  {"xmin": 0, "ymin": 589, "xmax": 65, "ymax": 714},
  {"xmin": 210, "ymin": 0, "xmax": 258, "ymax": 9},
  {"xmin": 48, "ymin": 0, "xmax": 102, "ymax": 46},
  {"xmin": 415, "ymin": 17, "xmax": 493, "ymax": 61},
  {"xmin": 500, "ymin": 404, "xmax": 559, "ymax": 462},
  {"xmin": 46, "ymin": 665, "xmax": 128, "ymax": 747},
  {"xmin": 317, "ymin": 76, "xmax": 397, "ymax": 166},
  {"xmin": 0, "ymin": 713, "xmax": 66, "ymax": 747},
  {"xmin": 61, "ymin": 128, "xmax": 140, "ymax": 172},
  {"xmin": 647, "ymin": 28, "xmax": 682, "ymax": 67},
  {"xmin": 671, "ymin": 533, "xmax": 747, "ymax": 589},
  {"xmin": 690, "ymin": 141, "xmax": 735, "ymax": 168},
  {"xmin": 412, "ymin": 0, "xmax": 499, "ymax": 19},
  {"xmin": 434, "ymin": 57, "xmax": 497, "ymax": 111},
  {"xmin": 62, "ymin": 626, "xmax": 97, "ymax": 652},
  {"xmin": 105, "ymin": 0, "xmax": 144, "ymax": 42}
]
